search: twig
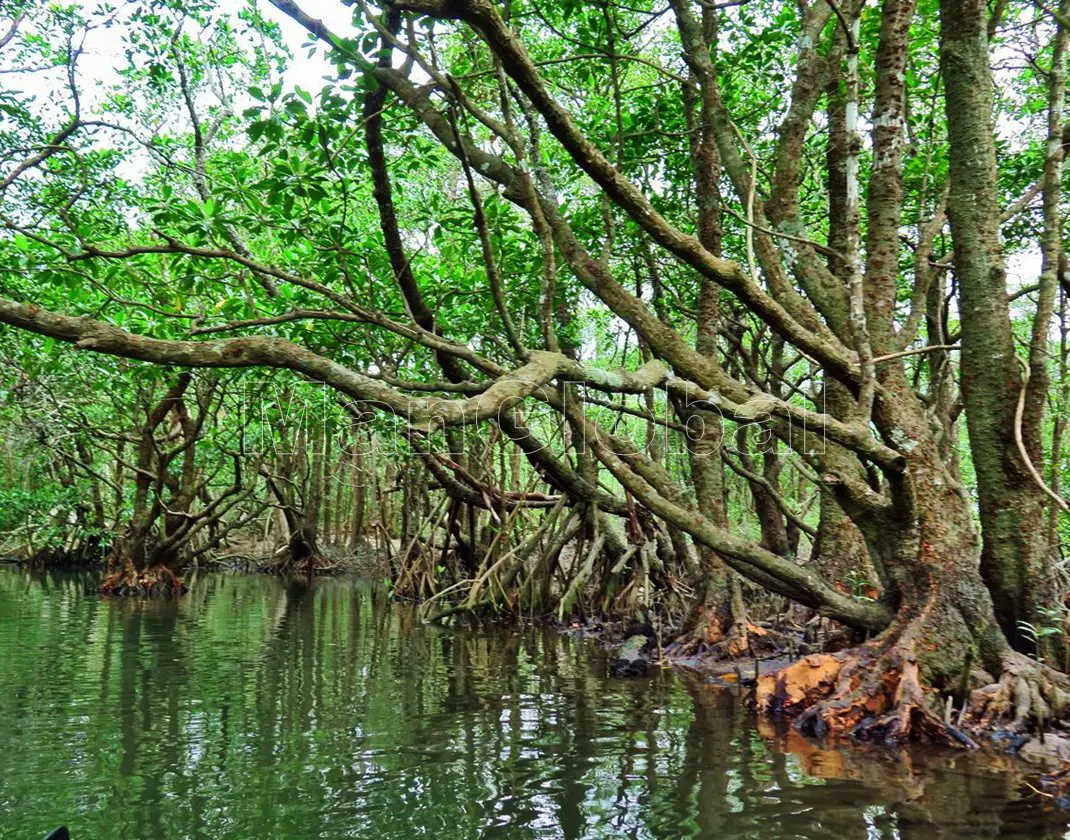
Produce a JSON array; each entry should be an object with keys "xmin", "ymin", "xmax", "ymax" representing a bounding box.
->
[
  {"xmin": 731, "ymin": 123, "xmax": 760, "ymax": 285},
  {"xmin": 1016, "ymin": 357, "xmax": 1070, "ymax": 515},
  {"xmin": 873, "ymin": 343, "xmax": 960, "ymax": 363},
  {"xmin": 723, "ymin": 207, "xmax": 848, "ymax": 262}
]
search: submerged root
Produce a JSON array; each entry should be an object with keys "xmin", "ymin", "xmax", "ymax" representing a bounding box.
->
[
  {"xmin": 756, "ymin": 645, "xmax": 978, "ymax": 748},
  {"xmin": 100, "ymin": 563, "xmax": 187, "ymax": 596},
  {"xmin": 963, "ymin": 650, "xmax": 1070, "ymax": 734}
]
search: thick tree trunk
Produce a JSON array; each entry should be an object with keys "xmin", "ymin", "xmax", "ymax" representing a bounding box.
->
[
  {"xmin": 349, "ymin": 438, "xmax": 367, "ymax": 550},
  {"xmin": 818, "ymin": 54, "xmax": 883, "ymax": 598},
  {"xmin": 758, "ymin": 392, "xmax": 1066, "ymax": 743},
  {"xmin": 264, "ymin": 423, "xmax": 326, "ymax": 576},
  {"xmin": 735, "ymin": 425, "xmax": 792, "ymax": 556},
  {"xmin": 757, "ymin": 0, "xmax": 1070, "ymax": 741},
  {"xmin": 942, "ymin": 0, "xmax": 1055, "ymax": 648},
  {"xmin": 287, "ymin": 521, "xmax": 321, "ymax": 574},
  {"xmin": 811, "ymin": 383, "xmax": 884, "ymax": 594},
  {"xmin": 813, "ymin": 487, "xmax": 874, "ymax": 594},
  {"xmin": 671, "ymin": 28, "xmax": 749, "ymax": 655},
  {"xmin": 678, "ymin": 394, "xmax": 748, "ymax": 656}
]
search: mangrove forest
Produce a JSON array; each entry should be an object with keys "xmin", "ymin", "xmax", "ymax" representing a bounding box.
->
[{"xmin": 4, "ymin": 0, "xmax": 1070, "ymax": 835}]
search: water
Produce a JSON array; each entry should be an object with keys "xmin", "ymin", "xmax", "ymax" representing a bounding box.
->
[{"xmin": 0, "ymin": 568, "xmax": 1065, "ymax": 839}]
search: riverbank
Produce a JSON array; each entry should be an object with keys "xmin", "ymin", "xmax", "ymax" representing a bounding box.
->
[{"xmin": 552, "ymin": 611, "xmax": 1070, "ymax": 805}]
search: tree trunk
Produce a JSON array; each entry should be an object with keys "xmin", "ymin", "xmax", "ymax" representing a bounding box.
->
[
  {"xmin": 759, "ymin": 377, "xmax": 1065, "ymax": 744},
  {"xmin": 757, "ymin": 0, "xmax": 1070, "ymax": 741},
  {"xmin": 100, "ymin": 375, "xmax": 193, "ymax": 595},
  {"xmin": 349, "ymin": 437, "xmax": 367, "ymax": 550},
  {"xmin": 331, "ymin": 436, "xmax": 345, "ymax": 544},
  {"xmin": 942, "ymin": 0, "xmax": 1055, "ymax": 649},
  {"xmin": 671, "ymin": 26, "xmax": 749, "ymax": 655}
]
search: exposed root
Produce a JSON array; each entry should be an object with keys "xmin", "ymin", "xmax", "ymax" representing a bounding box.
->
[
  {"xmin": 754, "ymin": 642, "xmax": 1070, "ymax": 750},
  {"xmin": 100, "ymin": 563, "xmax": 187, "ymax": 596},
  {"xmin": 23, "ymin": 540, "xmax": 108, "ymax": 570},
  {"xmin": 262, "ymin": 545, "xmax": 341, "ymax": 577},
  {"xmin": 756, "ymin": 653, "xmax": 845, "ymax": 712},
  {"xmin": 964, "ymin": 650, "xmax": 1070, "ymax": 734},
  {"xmin": 756, "ymin": 645, "xmax": 978, "ymax": 748},
  {"xmin": 667, "ymin": 599, "xmax": 772, "ymax": 660}
]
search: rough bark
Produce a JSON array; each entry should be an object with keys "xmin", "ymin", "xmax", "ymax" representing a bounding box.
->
[
  {"xmin": 942, "ymin": 0, "xmax": 1055, "ymax": 647},
  {"xmin": 752, "ymin": 0, "xmax": 1070, "ymax": 742}
]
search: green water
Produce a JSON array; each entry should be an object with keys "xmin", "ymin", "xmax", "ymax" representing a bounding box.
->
[{"xmin": 0, "ymin": 568, "xmax": 1066, "ymax": 839}]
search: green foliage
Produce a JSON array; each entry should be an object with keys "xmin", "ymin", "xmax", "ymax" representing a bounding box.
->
[{"xmin": 0, "ymin": 0, "xmax": 1067, "ymax": 638}]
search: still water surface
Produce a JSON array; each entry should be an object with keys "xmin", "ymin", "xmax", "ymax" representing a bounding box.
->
[{"xmin": 0, "ymin": 568, "xmax": 1067, "ymax": 839}]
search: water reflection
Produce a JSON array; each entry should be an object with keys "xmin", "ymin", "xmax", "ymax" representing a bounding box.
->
[{"xmin": 0, "ymin": 568, "xmax": 1065, "ymax": 839}]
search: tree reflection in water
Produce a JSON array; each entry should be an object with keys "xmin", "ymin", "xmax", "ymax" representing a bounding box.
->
[{"xmin": 0, "ymin": 568, "xmax": 1064, "ymax": 839}]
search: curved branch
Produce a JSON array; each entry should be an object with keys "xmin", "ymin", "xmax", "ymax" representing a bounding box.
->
[{"xmin": 271, "ymin": 0, "xmax": 860, "ymax": 381}]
